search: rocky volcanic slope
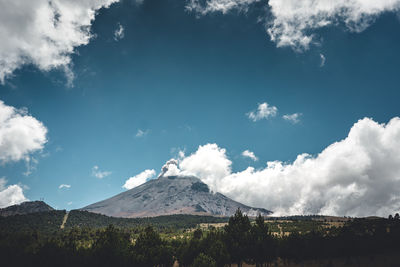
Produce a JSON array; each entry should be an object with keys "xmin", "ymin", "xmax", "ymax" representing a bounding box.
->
[
  {"xmin": 82, "ymin": 175, "xmax": 271, "ymax": 218},
  {"xmin": 0, "ymin": 201, "xmax": 54, "ymax": 217}
]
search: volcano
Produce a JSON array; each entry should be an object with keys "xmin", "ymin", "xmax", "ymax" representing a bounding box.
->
[{"xmin": 82, "ymin": 175, "xmax": 271, "ymax": 218}]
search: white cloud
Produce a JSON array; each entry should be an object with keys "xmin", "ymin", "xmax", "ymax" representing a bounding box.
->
[
  {"xmin": 247, "ymin": 102, "xmax": 278, "ymax": 122},
  {"xmin": 114, "ymin": 23, "xmax": 125, "ymax": 41},
  {"xmin": 59, "ymin": 184, "xmax": 71, "ymax": 189},
  {"xmin": 177, "ymin": 144, "xmax": 232, "ymax": 191},
  {"xmin": 23, "ymin": 157, "xmax": 39, "ymax": 176},
  {"xmin": 0, "ymin": 177, "xmax": 28, "ymax": 208},
  {"xmin": 283, "ymin": 113, "xmax": 302, "ymax": 124},
  {"xmin": 187, "ymin": 0, "xmax": 400, "ymax": 50},
  {"xmin": 92, "ymin": 165, "xmax": 112, "ymax": 179},
  {"xmin": 0, "ymin": 100, "xmax": 47, "ymax": 164},
  {"xmin": 123, "ymin": 169, "xmax": 156, "ymax": 189},
  {"xmin": 135, "ymin": 129, "xmax": 149, "ymax": 138},
  {"xmin": 320, "ymin": 53, "xmax": 326, "ymax": 67},
  {"xmin": 242, "ymin": 150, "xmax": 258, "ymax": 161},
  {"xmin": 0, "ymin": 0, "xmax": 119, "ymax": 85},
  {"xmin": 159, "ymin": 118, "xmax": 400, "ymax": 217},
  {"xmin": 186, "ymin": 0, "xmax": 260, "ymax": 15},
  {"xmin": 267, "ymin": 0, "xmax": 400, "ymax": 50}
]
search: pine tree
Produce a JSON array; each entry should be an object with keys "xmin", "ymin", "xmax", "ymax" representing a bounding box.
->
[{"xmin": 224, "ymin": 208, "xmax": 251, "ymax": 267}]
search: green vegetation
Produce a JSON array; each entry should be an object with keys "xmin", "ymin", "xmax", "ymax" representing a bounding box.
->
[
  {"xmin": 0, "ymin": 210, "xmax": 66, "ymax": 233},
  {"xmin": 265, "ymin": 219, "xmax": 325, "ymax": 233},
  {"xmin": 66, "ymin": 210, "xmax": 228, "ymax": 231},
  {"xmin": 1, "ymin": 210, "xmax": 400, "ymax": 266}
]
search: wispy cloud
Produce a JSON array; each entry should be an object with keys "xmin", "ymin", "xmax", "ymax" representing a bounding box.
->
[
  {"xmin": 186, "ymin": 0, "xmax": 260, "ymax": 15},
  {"xmin": 283, "ymin": 113, "xmax": 302, "ymax": 124},
  {"xmin": 247, "ymin": 102, "xmax": 278, "ymax": 122},
  {"xmin": 133, "ymin": 0, "xmax": 144, "ymax": 5},
  {"xmin": 92, "ymin": 165, "xmax": 112, "ymax": 179},
  {"xmin": 59, "ymin": 184, "xmax": 71, "ymax": 189},
  {"xmin": 114, "ymin": 23, "xmax": 125, "ymax": 41},
  {"xmin": 23, "ymin": 157, "xmax": 39, "ymax": 176},
  {"xmin": 135, "ymin": 129, "xmax": 149, "ymax": 138},
  {"xmin": 242, "ymin": 150, "xmax": 258, "ymax": 161},
  {"xmin": 320, "ymin": 54, "xmax": 326, "ymax": 67}
]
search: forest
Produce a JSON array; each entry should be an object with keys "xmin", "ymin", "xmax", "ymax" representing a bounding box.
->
[{"xmin": 1, "ymin": 210, "xmax": 400, "ymax": 267}]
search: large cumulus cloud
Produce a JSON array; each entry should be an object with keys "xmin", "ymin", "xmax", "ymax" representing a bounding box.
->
[
  {"xmin": 0, "ymin": 100, "xmax": 47, "ymax": 164},
  {"xmin": 0, "ymin": 178, "xmax": 28, "ymax": 208},
  {"xmin": 0, "ymin": 0, "xmax": 118, "ymax": 85},
  {"xmin": 179, "ymin": 144, "xmax": 232, "ymax": 190},
  {"xmin": 160, "ymin": 117, "xmax": 400, "ymax": 217}
]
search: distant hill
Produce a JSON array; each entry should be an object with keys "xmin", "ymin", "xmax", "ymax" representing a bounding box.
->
[
  {"xmin": 0, "ymin": 201, "xmax": 54, "ymax": 217},
  {"xmin": 82, "ymin": 175, "xmax": 272, "ymax": 218}
]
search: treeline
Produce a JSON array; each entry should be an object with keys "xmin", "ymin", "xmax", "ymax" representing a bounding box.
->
[
  {"xmin": 66, "ymin": 210, "xmax": 228, "ymax": 231},
  {"xmin": 1, "ymin": 210, "xmax": 400, "ymax": 266},
  {"xmin": 176, "ymin": 211, "xmax": 400, "ymax": 266},
  {"xmin": 0, "ymin": 210, "xmax": 65, "ymax": 233},
  {"xmin": 0, "ymin": 225, "xmax": 173, "ymax": 267},
  {"xmin": 0, "ymin": 210, "xmax": 228, "ymax": 233}
]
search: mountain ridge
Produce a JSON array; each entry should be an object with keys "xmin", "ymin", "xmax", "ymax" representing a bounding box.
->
[{"xmin": 0, "ymin": 201, "xmax": 54, "ymax": 217}]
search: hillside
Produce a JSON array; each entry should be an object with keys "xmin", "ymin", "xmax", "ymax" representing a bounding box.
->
[
  {"xmin": 65, "ymin": 210, "xmax": 228, "ymax": 230},
  {"xmin": 0, "ymin": 201, "xmax": 54, "ymax": 217},
  {"xmin": 0, "ymin": 209, "xmax": 228, "ymax": 232},
  {"xmin": 82, "ymin": 175, "xmax": 272, "ymax": 217},
  {"xmin": 0, "ymin": 210, "xmax": 66, "ymax": 233}
]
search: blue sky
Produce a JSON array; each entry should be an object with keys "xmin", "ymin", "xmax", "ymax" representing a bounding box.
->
[{"xmin": 1, "ymin": 0, "xmax": 400, "ymax": 216}]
